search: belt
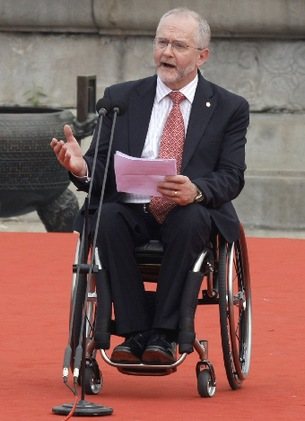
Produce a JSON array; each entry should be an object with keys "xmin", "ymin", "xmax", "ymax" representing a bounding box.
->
[{"xmin": 124, "ymin": 203, "xmax": 150, "ymax": 213}]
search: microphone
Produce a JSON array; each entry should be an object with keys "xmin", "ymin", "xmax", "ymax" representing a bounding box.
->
[
  {"xmin": 112, "ymin": 100, "xmax": 127, "ymax": 116},
  {"xmin": 96, "ymin": 97, "xmax": 127, "ymax": 116},
  {"xmin": 95, "ymin": 97, "xmax": 113, "ymax": 116},
  {"xmin": 86, "ymin": 97, "xmax": 126, "ymax": 207}
]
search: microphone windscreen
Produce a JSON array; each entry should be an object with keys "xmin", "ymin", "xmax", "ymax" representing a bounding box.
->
[
  {"xmin": 96, "ymin": 97, "xmax": 113, "ymax": 114},
  {"xmin": 113, "ymin": 100, "xmax": 128, "ymax": 115}
]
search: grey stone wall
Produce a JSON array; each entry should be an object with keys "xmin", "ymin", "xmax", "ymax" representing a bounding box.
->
[{"xmin": 1, "ymin": 0, "xmax": 304, "ymax": 232}]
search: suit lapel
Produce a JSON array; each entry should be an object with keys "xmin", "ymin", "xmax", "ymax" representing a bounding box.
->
[
  {"xmin": 125, "ymin": 74, "xmax": 216, "ymax": 166},
  {"xmin": 182, "ymin": 75, "xmax": 216, "ymax": 171},
  {"xmin": 128, "ymin": 76, "xmax": 157, "ymax": 157}
]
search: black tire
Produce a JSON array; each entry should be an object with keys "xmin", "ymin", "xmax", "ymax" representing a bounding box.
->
[
  {"xmin": 218, "ymin": 227, "xmax": 252, "ymax": 389},
  {"xmin": 83, "ymin": 358, "xmax": 103, "ymax": 395},
  {"xmin": 197, "ymin": 368, "xmax": 216, "ymax": 398}
]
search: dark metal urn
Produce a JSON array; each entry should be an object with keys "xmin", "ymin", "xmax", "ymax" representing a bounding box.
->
[{"xmin": 0, "ymin": 105, "xmax": 95, "ymax": 232}]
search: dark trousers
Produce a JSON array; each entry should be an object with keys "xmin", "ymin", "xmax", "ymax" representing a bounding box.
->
[{"xmin": 95, "ymin": 202, "xmax": 212, "ymax": 336}]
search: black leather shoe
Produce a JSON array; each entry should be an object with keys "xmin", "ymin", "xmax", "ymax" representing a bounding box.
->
[
  {"xmin": 142, "ymin": 333, "xmax": 177, "ymax": 364},
  {"xmin": 111, "ymin": 332, "xmax": 149, "ymax": 363}
]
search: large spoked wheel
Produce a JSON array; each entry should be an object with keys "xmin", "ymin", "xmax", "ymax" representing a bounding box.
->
[
  {"xmin": 218, "ymin": 227, "xmax": 252, "ymax": 390},
  {"xmin": 69, "ymin": 239, "xmax": 102, "ymax": 395}
]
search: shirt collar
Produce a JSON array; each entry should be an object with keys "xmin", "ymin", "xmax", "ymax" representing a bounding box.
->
[{"xmin": 156, "ymin": 74, "xmax": 198, "ymax": 104}]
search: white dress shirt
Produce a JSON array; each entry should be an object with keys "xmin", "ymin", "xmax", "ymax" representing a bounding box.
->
[{"xmin": 123, "ymin": 74, "xmax": 198, "ymax": 203}]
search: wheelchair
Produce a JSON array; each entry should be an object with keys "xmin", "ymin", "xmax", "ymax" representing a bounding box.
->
[{"xmin": 67, "ymin": 223, "xmax": 252, "ymax": 398}]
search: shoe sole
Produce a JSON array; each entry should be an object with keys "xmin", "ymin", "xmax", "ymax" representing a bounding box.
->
[
  {"xmin": 111, "ymin": 349, "xmax": 141, "ymax": 364},
  {"xmin": 142, "ymin": 347, "xmax": 176, "ymax": 364}
]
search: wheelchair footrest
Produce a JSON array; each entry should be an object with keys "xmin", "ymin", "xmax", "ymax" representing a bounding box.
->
[
  {"xmin": 117, "ymin": 366, "xmax": 177, "ymax": 376},
  {"xmin": 100, "ymin": 349, "xmax": 187, "ymax": 375}
]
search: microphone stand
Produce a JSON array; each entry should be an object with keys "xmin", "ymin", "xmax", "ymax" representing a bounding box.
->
[
  {"xmin": 90, "ymin": 106, "xmax": 120, "ymax": 257},
  {"xmin": 52, "ymin": 105, "xmax": 116, "ymax": 417}
]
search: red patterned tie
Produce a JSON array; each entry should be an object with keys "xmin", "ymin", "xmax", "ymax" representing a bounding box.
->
[{"xmin": 149, "ymin": 91, "xmax": 186, "ymax": 223}]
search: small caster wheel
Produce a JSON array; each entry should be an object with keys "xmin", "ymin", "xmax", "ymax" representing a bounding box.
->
[
  {"xmin": 197, "ymin": 369, "xmax": 216, "ymax": 398},
  {"xmin": 81, "ymin": 358, "xmax": 103, "ymax": 395}
]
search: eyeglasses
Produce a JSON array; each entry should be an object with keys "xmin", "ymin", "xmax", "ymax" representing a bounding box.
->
[{"xmin": 154, "ymin": 37, "xmax": 203, "ymax": 53}]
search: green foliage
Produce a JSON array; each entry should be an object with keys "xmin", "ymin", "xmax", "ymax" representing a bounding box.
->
[{"xmin": 23, "ymin": 84, "xmax": 47, "ymax": 106}]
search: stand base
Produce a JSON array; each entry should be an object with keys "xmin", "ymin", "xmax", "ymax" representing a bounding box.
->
[{"xmin": 52, "ymin": 399, "xmax": 113, "ymax": 416}]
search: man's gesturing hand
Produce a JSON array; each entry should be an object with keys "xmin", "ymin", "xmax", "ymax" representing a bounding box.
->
[{"xmin": 50, "ymin": 124, "xmax": 87, "ymax": 177}]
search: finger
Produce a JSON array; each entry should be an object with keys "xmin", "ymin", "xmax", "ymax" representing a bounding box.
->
[
  {"xmin": 163, "ymin": 188, "xmax": 179, "ymax": 198},
  {"xmin": 62, "ymin": 151, "xmax": 71, "ymax": 166},
  {"xmin": 50, "ymin": 138, "xmax": 61, "ymax": 148},
  {"xmin": 164, "ymin": 175, "xmax": 179, "ymax": 183},
  {"xmin": 57, "ymin": 143, "xmax": 69, "ymax": 162},
  {"xmin": 164, "ymin": 175, "xmax": 187, "ymax": 184},
  {"xmin": 51, "ymin": 139, "xmax": 64, "ymax": 155},
  {"xmin": 63, "ymin": 124, "xmax": 75, "ymax": 143},
  {"xmin": 173, "ymin": 190, "xmax": 179, "ymax": 198}
]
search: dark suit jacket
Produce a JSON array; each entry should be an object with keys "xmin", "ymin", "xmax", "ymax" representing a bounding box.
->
[{"xmin": 72, "ymin": 72, "xmax": 249, "ymax": 242}]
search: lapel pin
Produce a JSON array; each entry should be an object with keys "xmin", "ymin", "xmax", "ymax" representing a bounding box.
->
[{"xmin": 205, "ymin": 101, "xmax": 211, "ymax": 108}]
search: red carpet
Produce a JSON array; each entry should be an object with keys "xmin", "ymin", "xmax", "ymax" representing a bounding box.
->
[{"xmin": 1, "ymin": 233, "xmax": 305, "ymax": 420}]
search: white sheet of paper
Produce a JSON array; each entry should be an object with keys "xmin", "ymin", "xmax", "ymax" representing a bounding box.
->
[{"xmin": 114, "ymin": 151, "xmax": 177, "ymax": 197}]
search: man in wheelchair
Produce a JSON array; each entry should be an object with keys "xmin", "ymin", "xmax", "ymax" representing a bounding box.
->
[{"xmin": 51, "ymin": 8, "xmax": 249, "ymax": 366}]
